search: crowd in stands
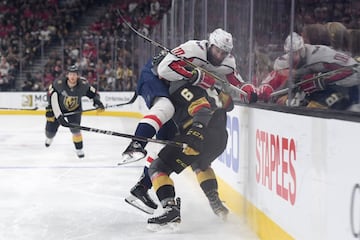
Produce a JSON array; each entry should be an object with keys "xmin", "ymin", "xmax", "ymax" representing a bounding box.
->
[
  {"xmin": 0, "ymin": 0, "xmax": 359, "ymax": 93},
  {"xmin": 19, "ymin": 0, "xmax": 171, "ymax": 92},
  {"xmin": 249, "ymin": 0, "xmax": 360, "ymax": 87},
  {"xmin": 0, "ymin": 0, "xmax": 98, "ymax": 91}
]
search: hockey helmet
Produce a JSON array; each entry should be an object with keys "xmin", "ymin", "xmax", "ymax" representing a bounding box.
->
[
  {"xmin": 68, "ymin": 65, "xmax": 79, "ymax": 73},
  {"xmin": 284, "ymin": 32, "xmax": 305, "ymax": 53},
  {"xmin": 208, "ymin": 28, "xmax": 233, "ymax": 53}
]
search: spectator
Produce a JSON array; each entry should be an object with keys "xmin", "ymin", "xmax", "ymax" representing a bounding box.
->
[
  {"xmin": 301, "ymin": 23, "xmax": 331, "ymax": 46},
  {"xmin": 325, "ymin": 22, "xmax": 350, "ymax": 53}
]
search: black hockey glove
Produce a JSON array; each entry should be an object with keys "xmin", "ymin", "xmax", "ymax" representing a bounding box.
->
[
  {"xmin": 180, "ymin": 123, "xmax": 206, "ymax": 156},
  {"xmin": 93, "ymin": 97, "xmax": 105, "ymax": 112},
  {"xmin": 57, "ymin": 115, "xmax": 70, "ymax": 127}
]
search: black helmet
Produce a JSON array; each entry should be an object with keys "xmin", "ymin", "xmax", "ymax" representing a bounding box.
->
[{"xmin": 68, "ymin": 65, "xmax": 79, "ymax": 73}]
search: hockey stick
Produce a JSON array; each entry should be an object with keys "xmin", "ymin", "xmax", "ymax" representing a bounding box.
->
[
  {"xmin": 64, "ymin": 92, "xmax": 138, "ymax": 117},
  {"xmin": 0, "ymin": 106, "xmax": 38, "ymax": 110},
  {"xmin": 116, "ymin": 10, "xmax": 248, "ymax": 98},
  {"xmin": 67, "ymin": 122, "xmax": 187, "ymax": 149},
  {"xmin": 270, "ymin": 63, "xmax": 359, "ymax": 97}
]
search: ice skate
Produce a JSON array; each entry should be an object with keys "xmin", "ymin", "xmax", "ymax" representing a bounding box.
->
[
  {"xmin": 118, "ymin": 141, "xmax": 147, "ymax": 165},
  {"xmin": 147, "ymin": 198, "xmax": 181, "ymax": 232},
  {"xmin": 45, "ymin": 137, "xmax": 53, "ymax": 147},
  {"xmin": 125, "ymin": 182, "xmax": 158, "ymax": 214},
  {"xmin": 76, "ymin": 149, "xmax": 85, "ymax": 158},
  {"xmin": 208, "ymin": 190, "xmax": 229, "ymax": 221}
]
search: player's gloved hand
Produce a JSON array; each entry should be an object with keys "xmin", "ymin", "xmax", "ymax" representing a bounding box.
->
[
  {"xmin": 180, "ymin": 123, "xmax": 206, "ymax": 156},
  {"xmin": 45, "ymin": 105, "xmax": 55, "ymax": 122},
  {"xmin": 297, "ymin": 73, "xmax": 326, "ymax": 94},
  {"xmin": 93, "ymin": 98, "xmax": 105, "ymax": 112},
  {"xmin": 189, "ymin": 68, "xmax": 216, "ymax": 89},
  {"xmin": 239, "ymin": 83, "xmax": 258, "ymax": 103},
  {"xmin": 57, "ymin": 115, "xmax": 69, "ymax": 127},
  {"xmin": 257, "ymin": 84, "xmax": 274, "ymax": 102},
  {"xmin": 218, "ymin": 91, "xmax": 234, "ymax": 112}
]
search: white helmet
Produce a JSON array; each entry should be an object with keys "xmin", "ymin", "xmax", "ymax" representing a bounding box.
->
[
  {"xmin": 209, "ymin": 28, "xmax": 233, "ymax": 53},
  {"xmin": 284, "ymin": 32, "xmax": 304, "ymax": 53}
]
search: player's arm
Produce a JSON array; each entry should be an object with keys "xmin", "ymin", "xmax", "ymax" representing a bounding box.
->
[
  {"xmin": 171, "ymin": 85, "xmax": 213, "ymax": 156},
  {"xmin": 47, "ymin": 84, "xmax": 69, "ymax": 127},
  {"xmin": 257, "ymin": 70, "xmax": 289, "ymax": 102},
  {"xmin": 295, "ymin": 62, "xmax": 355, "ymax": 94},
  {"xmin": 157, "ymin": 41, "xmax": 216, "ymax": 89},
  {"xmin": 225, "ymin": 71, "xmax": 257, "ymax": 103},
  {"xmin": 85, "ymin": 83, "xmax": 105, "ymax": 110}
]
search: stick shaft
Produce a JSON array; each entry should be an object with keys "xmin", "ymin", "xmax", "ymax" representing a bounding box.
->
[
  {"xmin": 68, "ymin": 123, "xmax": 186, "ymax": 148},
  {"xmin": 0, "ymin": 106, "xmax": 38, "ymax": 110},
  {"xmin": 116, "ymin": 10, "xmax": 247, "ymax": 97},
  {"xmin": 270, "ymin": 64, "xmax": 359, "ymax": 97},
  {"xmin": 64, "ymin": 93, "xmax": 137, "ymax": 116}
]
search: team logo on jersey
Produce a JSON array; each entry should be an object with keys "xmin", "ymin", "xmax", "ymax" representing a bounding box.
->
[{"xmin": 63, "ymin": 96, "xmax": 79, "ymax": 111}]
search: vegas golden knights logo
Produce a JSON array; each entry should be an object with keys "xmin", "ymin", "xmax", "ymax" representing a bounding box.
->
[
  {"xmin": 21, "ymin": 95, "xmax": 33, "ymax": 107},
  {"xmin": 64, "ymin": 96, "xmax": 79, "ymax": 111}
]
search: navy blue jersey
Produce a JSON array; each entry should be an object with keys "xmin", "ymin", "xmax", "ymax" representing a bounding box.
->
[{"xmin": 136, "ymin": 59, "xmax": 169, "ymax": 108}]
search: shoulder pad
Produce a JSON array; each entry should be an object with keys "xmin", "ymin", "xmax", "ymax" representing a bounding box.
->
[
  {"xmin": 274, "ymin": 54, "xmax": 289, "ymax": 70},
  {"xmin": 79, "ymin": 77, "xmax": 88, "ymax": 84},
  {"xmin": 173, "ymin": 40, "xmax": 207, "ymax": 61},
  {"xmin": 221, "ymin": 54, "xmax": 236, "ymax": 70}
]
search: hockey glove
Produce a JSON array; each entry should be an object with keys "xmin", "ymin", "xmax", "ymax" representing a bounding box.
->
[
  {"xmin": 218, "ymin": 91, "xmax": 234, "ymax": 112},
  {"xmin": 93, "ymin": 98, "xmax": 105, "ymax": 112},
  {"xmin": 297, "ymin": 73, "xmax": 326, "ymax": 94},
  {"xmin": 45, "ymin": 105, "xmax": 55, "ymax": 122},
  {"xmin": 181, "ymin": 123, "xmax": 206, "ymax": 156},
  {"xmin": 189, "ymin": 68, "xmax": 216, "ymax": 90},
  {"xmin": 57, "ymin": 115, "xmax": 70, "ymax": 127},
  {"xmin": 257, "ymin": 84, "xmax": 274, "ymax": 102},
  {"xmin": 239, "ymin": 83, "xmax": 258, "ymax": 103}
]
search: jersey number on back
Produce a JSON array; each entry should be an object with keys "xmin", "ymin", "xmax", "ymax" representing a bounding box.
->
[{"xmin": 181, "ymin": 88, "xmax": 194, "ymax": 101}]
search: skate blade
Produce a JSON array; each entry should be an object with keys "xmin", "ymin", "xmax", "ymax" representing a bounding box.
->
[
  {"xmin": 146, "ymin": 222, "xmax": 180, "ymax": 233},
  {"xmin": 118, "ymin": 152, "xmax": 146, "ymax": 165},
  {"xmin": 125, "ymin": 195, "xmax": 155, "ymax": 215},
  {"xmin": 216, "ymin": 211, "xmax": 229, "ymax": 222}
]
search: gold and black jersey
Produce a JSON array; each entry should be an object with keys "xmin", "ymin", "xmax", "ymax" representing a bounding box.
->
[{"xmin": 47, "ymin": 77, "xmax": 98, "ymax": 113}]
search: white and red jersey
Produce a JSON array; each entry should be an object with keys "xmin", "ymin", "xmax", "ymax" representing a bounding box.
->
[
  {"xmin": 157, "ymin": 40, "xmax": 245, "ymax": 87},
  {"xmin": 298, "ymin": 44, "xmax": 359, "ymax": 87},
  {"xmin": 274, "ymin": 44, "xmax": 359, "ymax": 87}
]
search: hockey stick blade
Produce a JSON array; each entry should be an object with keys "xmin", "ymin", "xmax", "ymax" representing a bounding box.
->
[
  {"xmin": 104, "ymin": 92, "xmax": 138, "ymax": 108},
  {"xmin": 67, "ymin": 123, "xmax": 187, "ymax": 148},
  {"xmin": 117, "ymin": 153, "xmax": 146, "ymax": 166},
  {"xmin": 0, "ymin": 106, "xmax": 38, "ymax": 110},
  {"xmin": 64, "ymin": 92, "xmax": 138, "ymax": 117},
  {"xmin": 125, "ymin": 195, "xmax": 155, "ymax": 214}
]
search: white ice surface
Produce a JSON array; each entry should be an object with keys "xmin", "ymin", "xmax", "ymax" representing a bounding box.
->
[{"xmin": 0, "ymin": 115, "xmax": 259, "ymax": 240}]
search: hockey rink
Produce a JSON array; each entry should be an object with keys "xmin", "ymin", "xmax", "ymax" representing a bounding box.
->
[{"xmin": 0, "ymin": 114, "xmax": 259, "ymax": 240}]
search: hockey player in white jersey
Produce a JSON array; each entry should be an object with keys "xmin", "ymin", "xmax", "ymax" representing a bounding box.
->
[
  {"xmin": 258, "ymin": 32, "xmax": 360, "ymax": 109},
  {"xmin": 125, "ymin": 29, "xmax": 257, "ymax": 222}
]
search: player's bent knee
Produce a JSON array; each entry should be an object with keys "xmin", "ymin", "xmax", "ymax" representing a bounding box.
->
[
  {"xmin": 148, "ymin": 157, "xmax": 173, "ymax": 177},
  {"xmin": 151, "ymin": 97, "xmax": 175, "ymax": 123}
]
